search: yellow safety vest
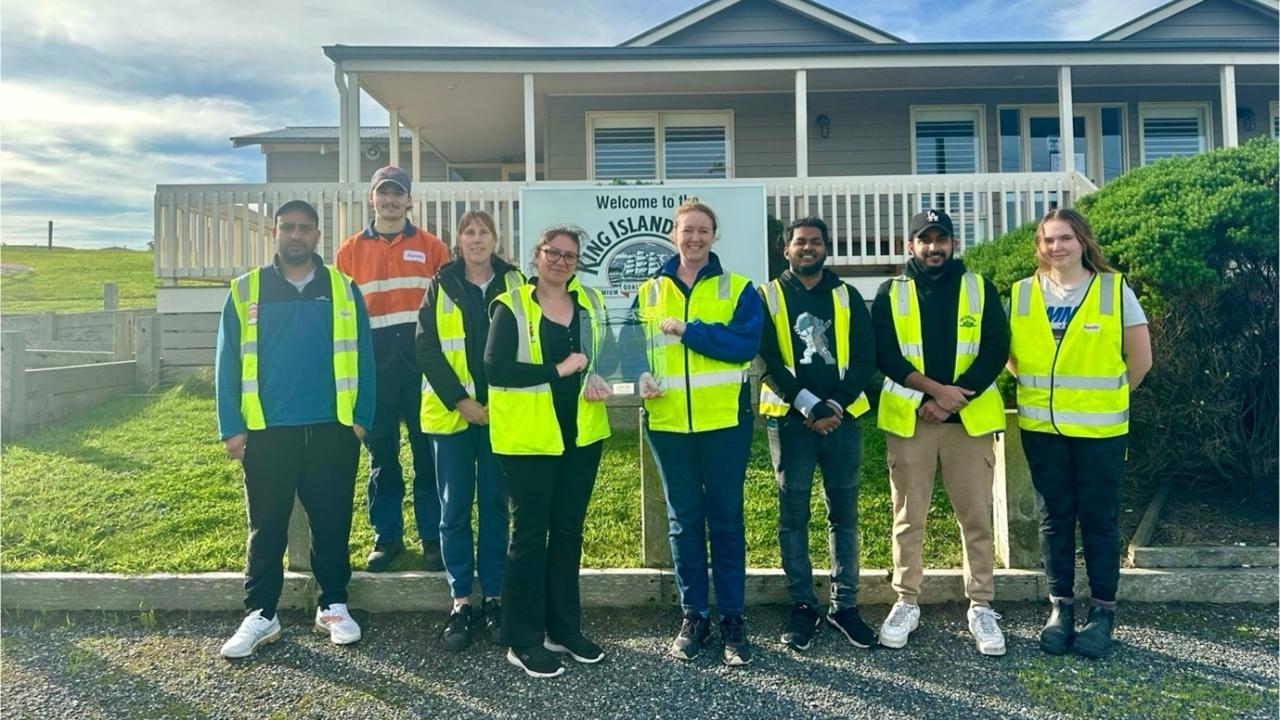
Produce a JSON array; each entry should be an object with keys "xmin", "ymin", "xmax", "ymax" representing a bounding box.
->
[
  {"xmin": 759, "ymin": 280, "xmax": 871, "ymax": 418},
  {"xmin": 638, "ymin": 271, "xmax": 752, "ymax": 433},
  {"xmin": 229, "ymin": 266, "xmax": 360, "ymax": 430},
  {"xmin": 419, "ymin": 269, "xmax": 525, "ymax": 435},
  {"xmin": 488, "ymin": 280, "xmax": 612, "ymax": 455},
  {"xmin": 877, "ymin": 272, "xmax": 1005, "ymax": 438},
  {"xmin": 1009, "ymin": 273, "xmax": 1129, "ymax": 438}
]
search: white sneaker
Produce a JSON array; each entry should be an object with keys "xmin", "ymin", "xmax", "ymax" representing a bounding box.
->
[
  {"xmin": 314, "ymin": 603, "xmax": 362, "ymax": 645},
  {"xmin": 878, "ymin": 601, "xmax": 920, "ymax": 649},
  {"xmin": 967, "ymin": 605, "xmax": 1007, "ymax": 656},
  {"xmin": 220, "ymin": 609, "xmax": 281, "ymax": 658}
]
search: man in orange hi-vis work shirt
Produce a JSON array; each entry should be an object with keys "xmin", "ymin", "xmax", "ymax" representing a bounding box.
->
[{"xmin": 337, "ymin": 166, "xmax": 450, "ymax": 572}]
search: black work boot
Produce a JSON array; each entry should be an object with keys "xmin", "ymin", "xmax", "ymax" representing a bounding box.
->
[
  {"xmin": 1038, "ymin": 598, "xmax": 1075, "ymax": 655},
  {"xmin": 1072, "ymin": 605, "xmax": 1116, "ymax": 658}
]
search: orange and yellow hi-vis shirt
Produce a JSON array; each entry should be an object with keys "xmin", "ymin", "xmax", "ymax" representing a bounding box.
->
[{"xmin": 336, "ymin": 221, "xmax": 450, "ymax": 334}]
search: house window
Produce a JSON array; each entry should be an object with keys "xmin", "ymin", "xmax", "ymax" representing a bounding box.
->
[
  {"xmin": 911, "ymin": 107, "xmax": 984, "ymax": 174},
  {"xmin": 1139, "ymin": 104, "xmax": 1210, "ymax": 164},
  {"xmin": 1271, "ymin": 102, "xmax": 1279, "ymax": 139},
  {"xmin": 998, "ymin": 108, "xmax": 1022, "ymax": 173},
  {"xmin": 588, "ymin": 112, "xmax": 733, "ymax": 181}
]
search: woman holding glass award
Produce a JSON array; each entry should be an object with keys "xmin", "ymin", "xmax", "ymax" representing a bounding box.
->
[
  {"xmin": 636, "ymin": 200, "xmax": 764, "ymax": 667},
  {"xmin": 485, "ymin": 224, "xmax": 611, "ymax": 679}
]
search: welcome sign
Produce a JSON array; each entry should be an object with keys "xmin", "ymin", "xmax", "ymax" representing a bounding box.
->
[{"xmin": 519, "ymin": 184, "xmax": 768, "ymax": 311}]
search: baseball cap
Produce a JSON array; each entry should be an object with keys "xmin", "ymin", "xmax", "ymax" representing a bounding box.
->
[
  {"xmin": 908, "ymin": 209, "xmax": 954, "ymax": 239},
  {"xmin": 369, "ymin": 165, "xmax": 411, "ymax": 194}
]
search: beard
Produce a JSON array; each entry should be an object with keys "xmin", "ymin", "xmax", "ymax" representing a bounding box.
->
[
  {"xmin": 280, "ymin": 242, "xmax": 313, "ymax": 266},
  {"xmin": 790, "ymin": 254, "xmax": 825, "ymax": 276}
]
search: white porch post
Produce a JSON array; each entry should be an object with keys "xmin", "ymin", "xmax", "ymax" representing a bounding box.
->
[
  {"xmin": 411, "ymin": 128, "xmax": 422, "ymax": 182},
  {"xmin": 523, "ymin": 73, "xmax": 536, "ymax": 183},
  {"xmin": 336, "ymin": 67, "xmax": 349, "ymax": 183},
  {"xmin": 1220, "ymin": 65, "xmax": 1239, "ymax": 148},
  {"xmin": 388, "ymin": 107, "xmax": 400, "ymax": 167},
  {"xmin": 1057, "ymin": 66, "xmax": 1075, "ymax": 175},
  {"xmin": 346, "ymin": 72, "xmax": 362, "ymax": 184},
  {"xmin": 794, "ymin": 69, "xmax": 808, "ymax": 178}
]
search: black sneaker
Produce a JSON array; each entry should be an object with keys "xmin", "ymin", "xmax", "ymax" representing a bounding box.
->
[
  {"xmin": 441, "ymin": 604, "xmax": 472, "ymax": 652},
  {"xmin": 422, "ymin": 541, "xmax": 445, "ymax": 572},
  {"xmin": 721, "ymin": 615, "xmax": 752, "ymax": 667},
  {"xmin": 827, "ymin": 605, "xmax": 877, "ymax": 649},
  {"xmin": 545, "ymin": 632, "xmax": 605, "ymax": 664},
  {"xmin": 507, "ymin": 645, "xmax": 565, "ymax": 678},
  {"xmin": 1072, "ymin": 606, "xmax": 1115, "ymax": 658},
  {"xmin": 670, "ymin": 613, "xmax": 711, "ymax": 660},
  {"xmin": 481, "ymin": 598, "xmax": 503, "ymax": 645},
  {"xmin": 366, "ymin": 540, "xmax": 404, "ymax": 572},
  {"xmin": 780, "ymin": 603, "xmax": 821, "ymax": 651}
]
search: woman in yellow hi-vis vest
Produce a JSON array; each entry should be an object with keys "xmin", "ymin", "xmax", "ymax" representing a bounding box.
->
[
  {"xmin": 635, "ymin": 201, "xmax": 764, "ymax": 667},
  {"xmin": 416, "ymin": 210, "xmax": 525, "ymax": 653},
  {"xmin": 485, "ymin": 225, "xmax": 611, "ymax": 678},
  {"xmin": 1008, "ymin": 208, "xmax": 1151, "ymax": 659}
]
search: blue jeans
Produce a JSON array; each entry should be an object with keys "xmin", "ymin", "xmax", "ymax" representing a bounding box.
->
[
  {"xmin": 366, "ymin": 351, "xmax": 440, "ymax": 547},
  {"xmin": 645, "ymin": 410, "xmax": 753, "ymax": 617},
  {"xmin": 767, "ymin": 415, "xmax": 862, "ymax": 610},
  {"xmin": 431, "ymin": 425, "xmax": 508, "ymax": 598}
]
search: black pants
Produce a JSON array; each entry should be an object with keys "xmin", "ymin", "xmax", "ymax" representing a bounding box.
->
[
  {"xmin": 496, "ymin": 441, "xmax": 603, "ymax": 648},
  {"xmin": 242, "ymin": 422, "xmax": 360, "ymax": 616},
  {"xmin": 1022, "ymin": 430, "xmax": 1128, "ymax": 603}
]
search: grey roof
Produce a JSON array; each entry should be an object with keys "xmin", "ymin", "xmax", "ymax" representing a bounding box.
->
[
  {"xmin": 230, "ymin": 126, "xmax": 414, "ymax": 148},
  {"xmin": 1094, "ymin": 0, "xmax": 1279, "ymax": 41},
  {"xmin": 617, "ymin": 0, "xmax": 905, "ymax": 46},
  {"xmin": 322, "ymin": 38, "xmax": 1274, "ymax": 62}
]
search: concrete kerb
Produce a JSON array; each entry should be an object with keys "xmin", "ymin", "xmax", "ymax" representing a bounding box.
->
[{"xmin": 2, "ymin": 567, "xmax": 1274, "ymax": 612}]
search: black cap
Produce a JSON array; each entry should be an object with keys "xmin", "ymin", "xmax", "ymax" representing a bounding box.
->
[{"xmin": 908, "ymin": 209, "xmax": 954, "ymax": 240}]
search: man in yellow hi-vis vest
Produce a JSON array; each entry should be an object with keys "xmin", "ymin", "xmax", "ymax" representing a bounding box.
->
[
  {"xmin": 215, "ymin": 199, "xmax": 375, "ymax": 659},
  {"xmin": 758, "ymin": 217, "xmax": 877, "ymax": 652},
  {"xmin": 871, "ymin": 210, "xmax": 1010, "ymax": 656}
]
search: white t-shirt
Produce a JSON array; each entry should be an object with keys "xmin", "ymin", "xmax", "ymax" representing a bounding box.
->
[{"xmin": 1039, "ymin": 273, "xmax": 1146, "ymax": 342}]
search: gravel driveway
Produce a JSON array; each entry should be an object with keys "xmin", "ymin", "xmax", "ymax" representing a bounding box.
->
[{"xmin": 2, "ymin": 602, "xmax": 1275, "ymax": 719}]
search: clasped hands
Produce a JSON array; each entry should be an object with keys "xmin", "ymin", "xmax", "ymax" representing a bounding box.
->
[{"xmin": 917, "ymin": 384, "xmax": 974, "ymax": 423}]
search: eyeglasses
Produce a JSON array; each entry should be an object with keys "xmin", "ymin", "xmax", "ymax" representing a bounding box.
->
[
  {"xmin": 541, "ymin": 247, "xmax": 579, "ymax": 265},
  {"xmin": 277, "ymin": 223, "xmax": 315, "ymax": 233}
]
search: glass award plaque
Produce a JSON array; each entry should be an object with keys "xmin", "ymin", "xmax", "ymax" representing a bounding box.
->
[{"xmin": 579, "ymin": 308, "xmax": 649, "ymax": 396}]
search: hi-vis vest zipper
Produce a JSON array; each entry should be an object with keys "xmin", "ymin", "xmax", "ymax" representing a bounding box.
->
[
  {"xmin": 759, "ymin": 279, "xmax": 870, "ymax": 419},
  {"xmin": 419, "ymin": 270, "xmax": 525, "ymax": 435},
  {"xmin": 1009, "ymin": 272, "xmax": 1129, "ymax": 438},
  {"xmin": 230, "ymin": 267, "xmax": 360, "ymax": 430},
  {"xmin": 877, "ymin": 272, "xmax": 1004, "ymax": 438}
]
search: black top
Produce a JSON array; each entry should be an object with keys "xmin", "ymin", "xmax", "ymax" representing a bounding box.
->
[
  {"xmin": 484, "ymin": 283, "xmax": 584, "ymax": 446},
  {"xmin": 758, "ymin": 269, "xmax": 876, "ymax": 421},
  {"xmin": 871, "ymin": 257, "xmax": 1009, "ymax": 423},
  {"xmin": 416, "ymin": 255, "xmax": 520, "ymax": 408}
]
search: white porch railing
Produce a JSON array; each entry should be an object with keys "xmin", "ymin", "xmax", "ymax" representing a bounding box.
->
[{"xmin": 153, "ymin": 172, "xmax": 1094, "ymax": 281}]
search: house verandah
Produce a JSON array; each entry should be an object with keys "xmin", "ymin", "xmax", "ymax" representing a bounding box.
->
[{"xmin": 154, "ymin": 0, "xmax": 1278, "ymax": 293}]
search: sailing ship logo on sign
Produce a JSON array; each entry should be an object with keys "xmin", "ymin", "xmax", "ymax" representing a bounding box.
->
[{"xmin": 607, "ymin": 241, "xmax": 673, "ymax": 289}]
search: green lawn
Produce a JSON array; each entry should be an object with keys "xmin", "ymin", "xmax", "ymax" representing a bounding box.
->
[
  {"xmin": 0, "ymin": 246, "xmax": 157, "ymax": 314},
  {"xmin": 0, "ymin": 376, "xmax": 961, "ymax": 573}
]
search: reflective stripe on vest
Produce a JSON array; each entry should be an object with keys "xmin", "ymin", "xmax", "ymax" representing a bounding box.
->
[
  {"xmin": 487, "ymin": 281, "xmax": 611, "ymax": 454},
  {"xmin": 759, "ymin": 280, "xmax": 870, "ymax": 418},
  {"xmin": 230, "ymin": 266, "xmax": 359, "ymax": 430},
  {"xmin": 876, "ymin": 272, "xmax": 1005, "ymax": 438},
  {"xmin": 639, "ymin": 271, "xmax": 752, "ymax": 433},
  {"xmin": 1009, "ymin": 272, "xmax": 1129, "ymax": 438},
  {"xmin": 420, "ymin": 269, "xmax": 524, "ymax": 435}
]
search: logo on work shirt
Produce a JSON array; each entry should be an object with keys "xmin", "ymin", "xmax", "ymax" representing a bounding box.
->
[
  {"xmin": 339, "ymin": 309, "xmax": 353, "ymax": 319},
  {"xmin": 959, "ymin": 314, "xmax": 977, "ymax": 328},
  {"xmin": 794, "ymin": 312, "xmax": 834, "ymax": 365},
  {"xmin": 1083, "ymin": 323, "xmax": 1101, "ymax": 332},
  {"xmin": 247, "ymin": 303, "xmax": 258, "ymax": 325},
  {"xmin": 403, "ymin": 249, "xmax": 427, "ymax": 263}
]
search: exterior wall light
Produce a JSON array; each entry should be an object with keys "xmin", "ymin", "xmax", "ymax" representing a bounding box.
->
[{"xmin": 816, "ymin": 113, "xmax": 831, "ymax": 139}]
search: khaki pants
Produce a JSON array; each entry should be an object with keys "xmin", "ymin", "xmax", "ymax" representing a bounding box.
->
[{"xmin": 886, "ymin": 422, "xmax": 996, "ymax": 606}]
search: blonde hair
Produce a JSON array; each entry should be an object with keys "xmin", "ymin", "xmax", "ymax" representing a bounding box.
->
[
  {"xmin": 1035, "ymin": 208, "xmax": 1114, "ymax": 274},
  {"xmin": 671, "ymin": 200, "xmax": 719, "ymax": 242},
  {"xmin": 453, "ymin": 210, "xmax": 498, "ymax": 259}
]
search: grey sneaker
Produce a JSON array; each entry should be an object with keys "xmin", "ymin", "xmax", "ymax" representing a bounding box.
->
[
  {"xmin": 670, "ymin": 613, "xmax": 711, "ymax": 660},
  {"xmin": 721, "ymin": 615, "xmax": 752, "ymax": 667},
  {"xmin": 220, "ymin": 609, "xmax": 280, "ymax": 659}
]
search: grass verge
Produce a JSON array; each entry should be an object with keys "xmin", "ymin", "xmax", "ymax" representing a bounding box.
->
[
  {"xmin": 0, "ymin": 246, "xmax": 158, "ymax": 314},
  {"xmin": 1, "ymin": 381, "xmax": 961, "ymax": 573}
]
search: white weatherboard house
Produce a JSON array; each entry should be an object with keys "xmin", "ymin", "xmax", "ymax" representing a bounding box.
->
[{"xmin": 155, "ymin": 0, "xmax": 1278, "ymax": 376}]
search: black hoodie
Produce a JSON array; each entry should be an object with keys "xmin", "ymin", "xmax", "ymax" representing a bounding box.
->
[
  {"xmin": 415, "ymin": 254, "xmax": 522, "ymax": 409},
  {"xmin": 758, "ymin": 268, "xmax": 876, "ymax": 421},
  {"xmin": 871, "ymin": 257, "xmax": 1008, "ymax": 423}
]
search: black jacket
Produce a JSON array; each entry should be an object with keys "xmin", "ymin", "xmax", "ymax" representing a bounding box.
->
[
  {"xmin": 415, "ymin": 255, "xmax": 521, "ymax": 409},
  {"xmin": 871, "ymin": 257, "xmax": 1009, "ymax": 422},
  {"xmin": 758, "ymin": 269, "xmax": 876, "ymax": 421}
]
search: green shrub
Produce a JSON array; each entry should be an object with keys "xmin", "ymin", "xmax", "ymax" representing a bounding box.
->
[{"xmin": 966, "ymin": 137, "xmax": 1279, "ymax": 496}]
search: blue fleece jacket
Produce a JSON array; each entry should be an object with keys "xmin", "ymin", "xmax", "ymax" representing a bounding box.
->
[{"xmin": 215, "ymin": 256, "xmax": 376, "ymax": 439}]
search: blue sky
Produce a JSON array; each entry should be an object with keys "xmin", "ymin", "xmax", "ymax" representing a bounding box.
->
[{"xmin": 0, "ymin": 0, "xmax": 1166, "ymax": 249}]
